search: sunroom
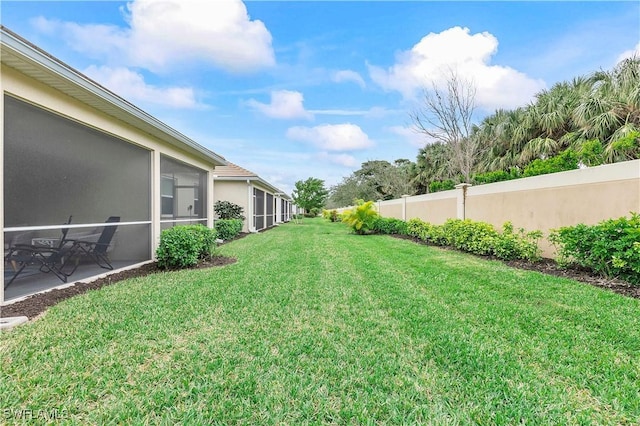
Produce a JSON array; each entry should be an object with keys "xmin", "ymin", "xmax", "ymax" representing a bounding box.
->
[{"xmin": 1, "ymin": 27, "xmax": 226, "ymax": 303}]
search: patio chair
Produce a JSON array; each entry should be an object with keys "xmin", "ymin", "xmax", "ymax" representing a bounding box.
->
[
  {"xmin": 4, "ymin": 215, "xmax": 73, "ymax": 289},
  {"xmin": 63, "ymin": 216, "xmax": 120, "ymax": 275}
]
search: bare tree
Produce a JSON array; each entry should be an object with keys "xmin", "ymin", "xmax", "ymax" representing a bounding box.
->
[{"xmin": 410, "ymin": 69, "xmax": 481, "ymax": 182}]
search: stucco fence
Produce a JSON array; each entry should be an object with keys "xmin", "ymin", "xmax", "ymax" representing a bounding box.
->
[{"xmin": 337, "ymin": 159, "xmax": 640, "ymax": 258}]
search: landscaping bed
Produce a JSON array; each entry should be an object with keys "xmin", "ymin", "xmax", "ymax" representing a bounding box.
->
[
  {"xmin": 1, "ymin": 256, "xmax": 236, "ymax": 319},
  {"xmin": 392, "ymin": 234, "xmax": 640, "ymax": 300}
]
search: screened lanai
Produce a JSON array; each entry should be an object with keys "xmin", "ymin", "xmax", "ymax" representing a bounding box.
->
[
  {"xmin": 1, "ymin": 26, "xmax": 225, "ymax": 303},
  {"xmin": 3, "ymin": 96, "xmax": 152, "ymax": 299}
]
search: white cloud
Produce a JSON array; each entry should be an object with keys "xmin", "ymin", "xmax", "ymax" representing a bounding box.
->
[
  {"xmin": 308, "ymin": 106, "xmax": 402, "ymax": 117},
  {"xmin": 332, "ymin": 70, "xmax": 366, "ymax": 88},
  {"xmin": 84, "ymin": 65, "xmax": 202, "ymax": 108},
  {"xmin": 32, "ymin": 17, "xmax": 130, "ymax": 60},
  {"xmin": 318, "ymin": 152, "xmax": 359, "ymax": 168},
  {"xmin": 33, "ymin": 0, "xmax": 275, "ymax": 73},
  {"xmin": 308, "ymin": 109, "xmax": 370, "ymax": 116},
  {"xmin": 286, "ymin": 123, "xmax": 374, "ymax": 151},
  {"xmin": 246, "ymin": 90, "xmax": 313, "ymax": 120},
  {"xmin": 368, "ymin": 26, "xmax": 546, "ymax": 111},
  {"xmin": 387, "ymin": 126, "xmax": 428, "ymax": 148},
  {"xmin": 617, "ymin": 42, "xmax": 640, "ymax": 63}
]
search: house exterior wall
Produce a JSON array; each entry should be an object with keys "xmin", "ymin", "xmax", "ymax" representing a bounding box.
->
[
  {"xmin": 1, "ymin": 63, "xmax": 217, "ymax": 302},
  {"xmin": 213, "ymin": 180, "xmax": 252, "ymax": 232},
  {"xmin": 213, "ymin": 178, "xmax": 289, "ymax": 233}
]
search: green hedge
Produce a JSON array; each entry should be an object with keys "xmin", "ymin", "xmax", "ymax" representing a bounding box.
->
[
  {"xmin": 428, "ymin": 179, "xmax": 456, "ymax": 193},
  {"xmin": 407, "ymin": 218, "xmax": 542, "ymax": 261},
  {"xmin": 156, "ymin": 225, "xmax": 217, "ymax": 269},
  {"xmin": 215, "ymin": 219, "xmax": 243, "ymax": 241},
  {"xmin": 371, "ymin": 217, "xmax": 409, "ymax": 235},
  {"xmin": 550, "ymin": 213, "xmax": 640, "ymax": 284}
]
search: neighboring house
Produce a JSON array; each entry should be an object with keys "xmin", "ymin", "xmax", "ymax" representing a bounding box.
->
[
  {"xmin": 1, "ymin": 27, "xmax": 227, "ymax": 302},
  {"xmin": 213, "ymin": 162, "xmax": 292, "ymax": 233}
]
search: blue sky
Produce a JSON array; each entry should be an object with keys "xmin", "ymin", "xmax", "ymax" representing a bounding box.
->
[{"xmin": 2, "ymin": 1, "xmax": 639, "ymax": 195}]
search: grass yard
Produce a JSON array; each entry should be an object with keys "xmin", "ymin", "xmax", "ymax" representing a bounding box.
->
[{"xmin": 1, "ymin": 218, "xmax": 639, "ymax": 424}]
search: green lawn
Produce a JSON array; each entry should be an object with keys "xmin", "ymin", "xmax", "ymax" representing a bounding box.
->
[{"xmin": 1, "ymin": 218, "xmax": 639, "ymax": 424}]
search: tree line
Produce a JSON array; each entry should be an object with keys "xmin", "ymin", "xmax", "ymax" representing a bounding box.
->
[{"xmin": 324, "ymin": 57, "xmax": 639, "ymax": 208}]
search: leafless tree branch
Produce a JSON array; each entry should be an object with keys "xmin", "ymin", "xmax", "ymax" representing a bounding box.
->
[{"xmin": 410, "ymin": 68, "xmax": 481, "ymax": 181}]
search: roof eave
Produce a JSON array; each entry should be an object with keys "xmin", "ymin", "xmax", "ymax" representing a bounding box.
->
[
  {"xmin": 0, "ymin": 26, "xmax": 227, "ymax": 167},
  {"xmin": 215, "ymin": 176, "xmax": 290, "ymax": 199}
]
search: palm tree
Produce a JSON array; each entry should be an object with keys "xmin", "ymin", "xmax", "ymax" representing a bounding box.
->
[
  {"xmin": 574, "ymin": 57, "xmax": 640, "ymax": 158},
  {"xmin": 411, "ymin": 142, "xmax": 454, "ymax": 193},
  {"xmin": 476, "ymin": 108, "xmax": 532, "ymax": 172},
  {"xmin": 517, "ymin": 77, "xmax": 593, "ymax": 163},
  {"xmin": 423, "ymin": 57, "xmax": 639, "ymax": 183}
]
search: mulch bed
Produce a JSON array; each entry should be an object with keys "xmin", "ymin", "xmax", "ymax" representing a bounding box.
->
[
  {"xmin": 1, "ymin": 256, "xmax": 237, "ymax": 320},
  {"xmin": 389, "ymin": 234, "xmax": 640, "ymax": 300}
]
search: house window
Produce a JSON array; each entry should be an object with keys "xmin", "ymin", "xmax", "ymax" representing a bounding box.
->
[
  {"xmin": 160, "ymin": 155, "xmax": 208, "ymax": 229},
  {"xmin": 161, "ymin": 175, "xmax": 175, "ymax": 216}
]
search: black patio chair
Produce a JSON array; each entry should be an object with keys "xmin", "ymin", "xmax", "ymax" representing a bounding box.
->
[
  {"xmin": 4, "ymin": 215, "xmax": 73, "ymax": 289},
  {"xmin": 63, "ymin": 216, "xmax": 121, "ymax": 275}
]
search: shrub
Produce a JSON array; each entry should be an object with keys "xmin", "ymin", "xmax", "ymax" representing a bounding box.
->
[
  {"xmin": 372, "ymin": 217, "xmax": 408, "ymax": 235},
  {"xmin": 473, "ymin": 170, "xmax": 511, "ymax": 185},
  {"xmin": 429, "ymin": 180, "xmax": 456, "ymax": 193},
  {"xmin": 523, "ymin": 149, "xmax": 578, "ymax": 177},
  {"xmin": 215, "ymin": 219, "xmax": 243, "ymax": 241},
  {"xmin": 407, "ymin": 218, "xmax": 429, "ymax": 239},
  {"xmin": 304, "ymin": 207, "xmax": 322, "ymax": 218},
  {"xmin": 406, "ymin": 218, "xmax": 444, "ymax": 245},
  {"xmin": 322, "ymin": 209, "xmax": 340, "ymax": 222},
  {"xmin": 342, "ymin": 200, "xmax": 379, "ymax": 235},
  {"xmin": 493, "ymin": 222, "xmax": 543, "ymax": 261},
  {"xmin": 156, "ymin": 225, "xmax": 217, "ymax": 269},
  {"xmin": 214, "ymin": 200, "xmax": 245, "ymax": 220},
  {"xmin": 608, "ymin": 131, "xmax": 640, "ymax": 161},
  {"xmin": 577, "ymin": 139, "xmax": 605, "ymax": 166},
  {"xmin": 550, "ymin": 213, "xmax": 640, "ymax": 284},
  {"xmin": 473, "ymin": 168, "xmax": 520, "ymax": 185},
  {"xmin": 441, "ymin": 219, "xmax": 498, "ymax": 256},
  {"xmin": 405, "ymin": 218, "xmax": 542, "ymax": 261},
  {"xmin": 338, "ymin": 209, "xmax": 352, "ymax": 222}
]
